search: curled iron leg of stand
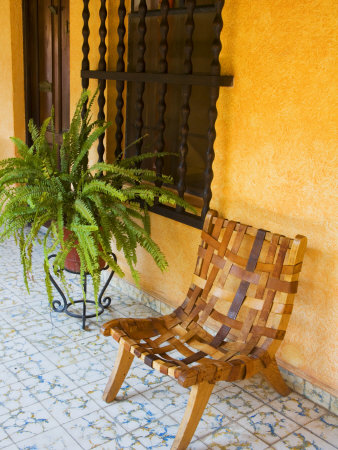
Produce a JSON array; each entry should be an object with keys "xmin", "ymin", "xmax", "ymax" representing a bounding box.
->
[
  {"xmin": 48, "ymin": 254, "xmax": 67, "ymax": 312},
  {"xmin": 98, "ymin": 253, "xmax": 117, "ymax": 308},
  {"xmin": 82, "ymin": 274, "xmax": 87, "ymax": 330}
]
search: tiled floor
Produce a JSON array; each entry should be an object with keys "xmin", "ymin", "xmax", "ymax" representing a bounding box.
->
[{"xmin": 0, "ymin": 234, "xmax": 337, "ymax": 449}]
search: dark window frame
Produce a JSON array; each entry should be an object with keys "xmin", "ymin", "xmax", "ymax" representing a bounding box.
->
[{"xmin": 81, "ymin": 0, "xmax": 233, "ymax": 229}]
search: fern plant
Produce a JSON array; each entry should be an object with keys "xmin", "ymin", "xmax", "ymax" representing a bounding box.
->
[{"xmin": 0, "ymin": 90, "xmax": 194, "ymax": 307}]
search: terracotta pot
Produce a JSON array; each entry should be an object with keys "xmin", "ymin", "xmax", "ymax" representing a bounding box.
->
[{"xmin": 63, "ymin": 228, "xmax": 105, "ymax": 273}]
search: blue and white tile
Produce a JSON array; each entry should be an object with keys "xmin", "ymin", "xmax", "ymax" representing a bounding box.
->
[
  {"xmin": 0, "ymin": 291, "xmax": 24, "ymax": 309},
  {"xmin": 0, "ymin": 403, "xmax": 58, "ymax": 444},
  {"xmin": 122, "ymin": 363, "xmax": 170, "ymax": 396},
  {"xmin": 5, "ymin": 353, "xmax": 57, "ymax": 381},
  {"xmin": 61, "ymin": 359, "xmax": 111, "ymax": 387},
  {"xmin": 142, "ymin": 380, "xmax": 188, "ymax": 414},
  {"xmin": 104, "ymin": 394, "xmax": 163, "ymax": 432},
  {"xmin": 269, "ymin": 391, "xmax": 326, "ymax": 425},
  {"xmin": 170, "ymin": 403, "xmax": 230, "ymax": 440},
  {"xmin": 0, "ymin": 421, "xmax": 11, "ymax": 448},
  {"xmin": 64, "ymin": 410, "xmax": 126, "ymax": 450},
  {"xmin": 80, "ymin": 376, "xmax": 140, "ymax": 405},
  {"xmin": 0, "ymin": 364, "xmax": 18, "ymax": 387},
  {"xmin": 273, "ymin": 427, "xmax": 336, "ymax": 450},
  {"xmin": 122, "ymin": 415, "xmax": 178, "ymax": 449},
  {"xmin": 21, "ymin": 369, "xmax": 77, "ymax": 401},
  {"xmin": 304, "ymin": 414, "xmax": 338, "ymax": 446},
  {"xmin": 78, "ymin": 334, "xmax": 119, "ymax": 363},
  {"xmin": 42, "ymin": 388, "xmax": 100, "ymax": 424},
  {"xmin": 13, "ymin": 313, "xmax": 54, "ymax": 337},
  {"xmin": 238, "ymin": 405, "xmax": 299, "ymax": 444},
  {"xmin": 0, "ymin": 321, "xmax": 21, "ymax": 342},
  {"xmin": 93, "ymin": 439, "xmax": 145, "ymax": 450},
  {"xmin": 42, "ymin": 310, "xmax": 79, "ymax": 327},
  {"xmin": 0, "ymin": 336, "xmax": 39, "ymax": 363},
  {"xmin": 0, "ymin": 439, "xmax": 16, "ymax": 449},
  {"xmin": 304, "ymin": 381, "xmax": 331, "ymax": 411},
  {"xmin": 25, "ymin": 327, "xmax": 70, "ymax": 352},
  {"xmin": 209, "ymin": 384, "xmax": 264, "ymax": 420},
  {"xmin": 55, "ymin": 321, "xmax": 100, "ymax": 340},
  {"xmin": 114, "ymin": 303, "xmax": 161, "ymax": 319},
  {"xmin": 201, "ymin": 422, "xmax": 269, "ymax": 449},
  {"xmin": 280, "ymin": 367, "xmax": 306, "ymax": 396},
  {"xmin": 330, "ymin": 396, "xmax": 338, "ymax": 416},
  {"xmin": 233, "ymin": 374, "xmax": 282, "ymax": 403},
  {"xmin": 42, "ymin": 343, "xmax": 92, "ymax": 368},
  {"xmin": 0, "ymin": 382, "xmax": 37, "ymax": 416},
  {"xmin": 17, "ymin": 426, "xmax": 82, "ymax": 450}
]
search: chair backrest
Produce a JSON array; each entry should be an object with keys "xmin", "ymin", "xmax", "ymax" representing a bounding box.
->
[{"xmin": 176, "ymin": 210, "xmax": 307, "ymax": 364}]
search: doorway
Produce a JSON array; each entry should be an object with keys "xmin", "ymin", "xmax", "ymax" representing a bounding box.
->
[{"xmin": 23, "ymin": 0, "xmax": 70, "ymax": 145}]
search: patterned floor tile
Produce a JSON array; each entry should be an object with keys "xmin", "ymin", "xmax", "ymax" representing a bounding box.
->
[
  {"xmin": 187, "ymin": 441, "xmax": 208, "ymax": 450},
  {"xmin": 201, "ymin": 421, "xmax": 269, "ymax": 449},
  {"xmin": 170, "ymin": 403, "xmax": 231, "ymax": 440},
  {"xmin": 78, "ymin": 334, "xmax": 119, "ymax": 363},
  {"xmin": 0, "ymin": 403, "xmax": 59, "ymax": 443},
  {"xmin": 0, "ymin": 423, "xmax": 11, "ymax": 448},
  {"xmin": 55, "ymin": 321, "xmax": 101, "ymax": 340},
  {"xmin": 80, "ymin": 374, "xmax": 142, "ymax": 405},
  {"xmin": 234, "ymin": 374, "xmax": 282, "ymax": 403},
  {"xmin": 61, "ymin": 359, "xmax": 111, "ymax": 387},
  {"xmin": 0, "ymin": 364, "xmax": 18, "ymax": 387},
  {"xmin": 121, "ymin": 415, "xmax": 178, "ymax": 449},
  {"xmin": 273, "ymin": 427, "xmax": 336, "ymax": 450},
  {"xmin": 122, "ymin": 363, "xmax": 170, "ymax": 396},
  {"xmin": 42, "ymin": 343, "xmax": 92, "ymax": 368},
  {"xmin": 42, "ymin": 388, "xmax": 100, "ymax": 424},
  {"xmin": 64, "ymin": 410, "xmax": 126, "ymax": 450},
  {"xmin": 42, "ymin": 310, "xmax": 79, "ymax": 327},
  {"xmin": 0, "ymin": 437, "xmax": 16, "ymax": 450},
  {"xmin": 17, "ymin": 426, "xmax": 82, "ymax": 450},
  {"xmin": 15, "ymin": 313, "xmax": 56, "ymax": 337},
  {"xmin": 104, "ymin": 394, "xmax": 163, "ymax": 432},
  {"xmin": 0, "ymin": 336, "xmax": 39, "ymax": 363},
  {"xmin": 5, "ymin": 353, "xmax": 57, "ymax": 381},
  {"xmin": 142, "ymin": 380, "xmax": 188, "ymax": 414},
  {"xmin": 0, "ymin": 305, "xmax": 39, "ymax": 331},
  {"xmin": 0, "ymin": 291, "xmax": 24, "ymax": 309},
  {"xmin": 25, "ymin": 327, "xmax": 70, "ymax": 352},
  {"xmin": 209, "ymin": 384, "xmax": 264, "ymax": 420},
  {"xmin": 21, "ymin": 369, "xmax": 77, "ymax": 401},
  {"xmin": 0, "ymin": 322, "xmax": 21, "ymax": 342},
  {"xmin": 238, "ymin": 405, "xmax": 300, "ymax": 444},
  {"xmin": 0, "ymin": 382, "xmax": 37, "ymax": 416},
  {"xmin": 114, "ymin": 303, "xmax": 161, "ymax": 319},
  {"xmin": 304, "ymin": 414, "xmax": 338, "ymax": 446},
  {"xmin": 269, "ymin": 391, "xmax": 327, "ymax": 425}
]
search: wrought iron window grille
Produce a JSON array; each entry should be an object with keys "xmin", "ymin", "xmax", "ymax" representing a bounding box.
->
[{"xmin": 81, "ymin": 0, "xmax": 233, "ymax": 229}]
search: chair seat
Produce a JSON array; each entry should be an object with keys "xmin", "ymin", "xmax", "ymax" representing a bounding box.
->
[{"xmin": 101, "ymin": 315, "xmax": 268, "ymax": 387}]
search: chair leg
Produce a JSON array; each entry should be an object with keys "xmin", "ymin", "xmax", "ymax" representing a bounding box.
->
[
  {"xmin": 171, "ymin": 381, "xmax": 215, "ymax": 450},
  {"xmin": 102, "ymin": 343, "xmax": 134, "ymax": 403},
  {"xmin": 260, "ymin": 358, "xmax": 291, "ymax": 396}
]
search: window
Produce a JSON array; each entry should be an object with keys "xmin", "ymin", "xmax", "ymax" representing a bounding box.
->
[{"xmin": 81, "ymin": 0, "xmax": 233, "ymax": 228}]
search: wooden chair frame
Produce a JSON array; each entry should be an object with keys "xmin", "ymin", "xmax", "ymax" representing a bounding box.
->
[{"xmin": 101, "ymin": 210, "xmax": 307, "ymax": 449}]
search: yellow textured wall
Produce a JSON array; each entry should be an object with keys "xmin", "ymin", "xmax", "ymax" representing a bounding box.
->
[
  {"xmin": 0, "ymin": 0, "xmax": 25, "ymax": 160},
  {"xmin": 71, "ymin": 0, "xmax": 338, "ymax": 394},
  {"xmin": 212, "ymin": 0, "xmax": 338, "ymax": 393}
]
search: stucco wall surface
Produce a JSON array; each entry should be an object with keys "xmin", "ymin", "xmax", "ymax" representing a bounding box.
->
[{"xmin": 0, "ymin": 0, "xmax": 25, "ymax": 161}]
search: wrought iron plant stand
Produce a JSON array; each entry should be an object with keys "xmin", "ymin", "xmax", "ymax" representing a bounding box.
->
[{"xmin": 48, "ymin": 253, "xmax": 116, "ymax": 330}]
